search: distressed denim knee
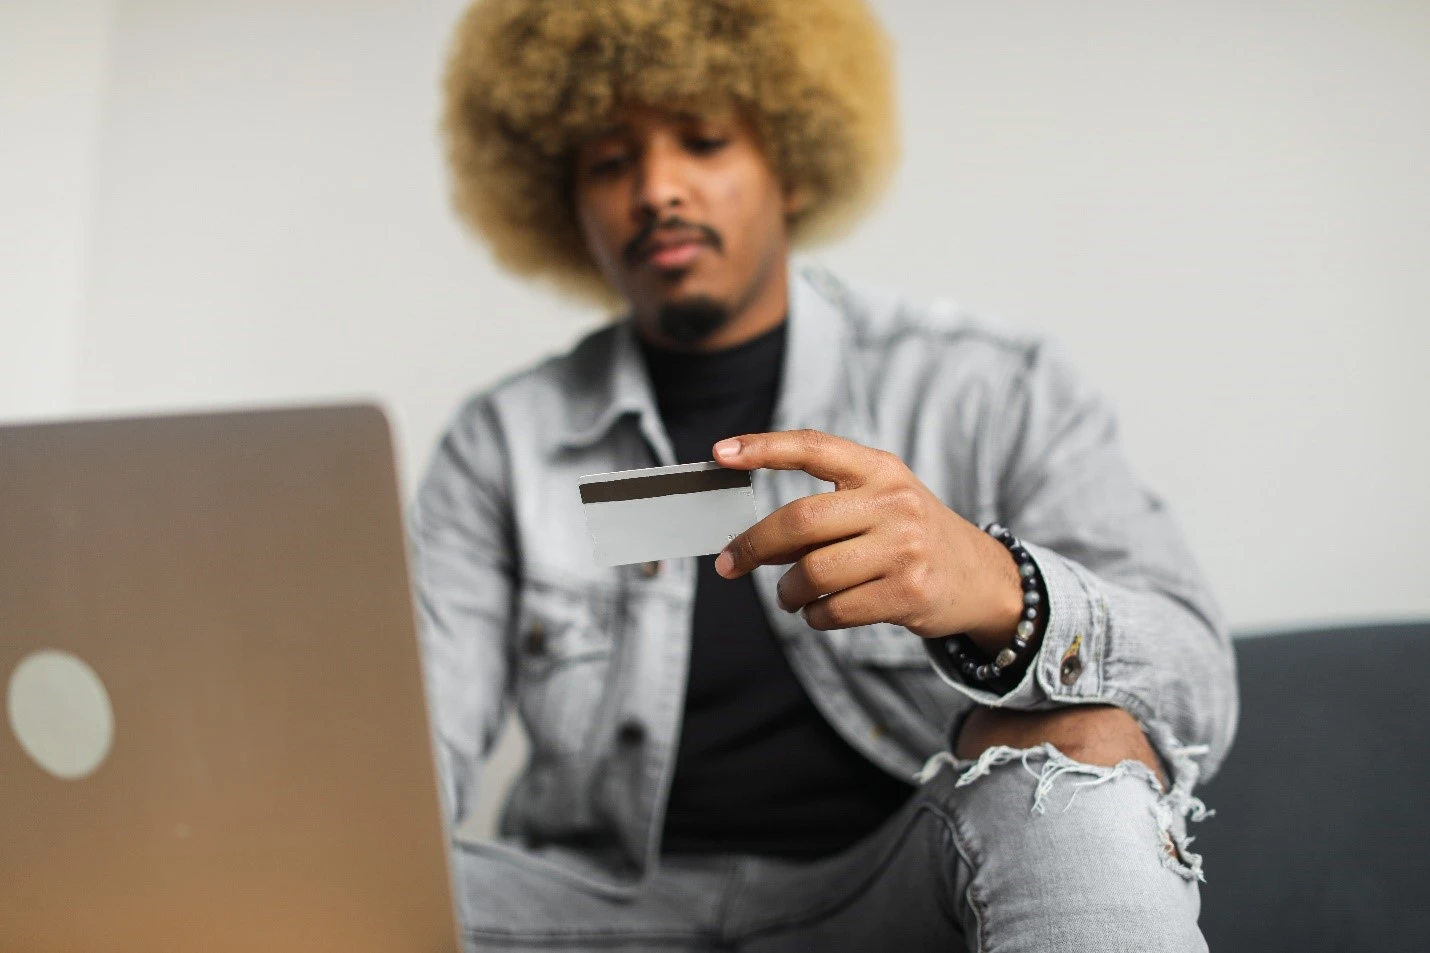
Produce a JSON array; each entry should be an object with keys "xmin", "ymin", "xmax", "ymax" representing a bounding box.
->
[
  {"xmin": 921, "ymin": 740, "xmax": 1213, "ymax": 881},
  {"xmin": 918, "ymin": 743, "xmax": 1210, "ymax": 953}
]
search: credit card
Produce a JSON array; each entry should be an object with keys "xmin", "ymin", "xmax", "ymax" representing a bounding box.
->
[{"xmin": 578, "ymin": 461, "xmax": 757, "ymax": 568}]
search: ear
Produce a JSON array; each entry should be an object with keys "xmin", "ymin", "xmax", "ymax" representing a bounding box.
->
[{"xmin": 782, "ymin": 181, "xmax": 810, "ymax": 221}]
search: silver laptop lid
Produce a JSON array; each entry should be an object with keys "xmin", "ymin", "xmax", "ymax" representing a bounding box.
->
[{"xmin": 0, "ymin": 404, "xmax": 460, "ymax": 953}]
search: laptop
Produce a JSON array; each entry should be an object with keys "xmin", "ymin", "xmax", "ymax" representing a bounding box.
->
[{"xmin": 0, "ymin": 405, "xmax": 462, "ymax": 952}]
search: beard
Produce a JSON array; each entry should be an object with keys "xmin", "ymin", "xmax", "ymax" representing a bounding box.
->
[{"xmin": 656, "ymin": 295, "xmax": 731, "ymax": 346}]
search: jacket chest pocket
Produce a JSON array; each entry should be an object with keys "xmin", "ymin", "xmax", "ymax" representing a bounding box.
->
[
  {"xmin": 513, "ymin": 577, "xmax": 617, "ymax": 757},
  {"xmin": 836, "ymin": 623, "xmax": 963, "ymax": 731},
  {"xmin": 837, "ymin": 623, "xmax": 934, "ymax": 667}
]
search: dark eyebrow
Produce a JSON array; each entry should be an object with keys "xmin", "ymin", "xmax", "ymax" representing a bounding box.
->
[
  {"xmin": 582, "ymin": 123, "xmax": 628, "ymax": 143},
  {"xmin": 581, "ymin": 111, "xmax": 722, "ymax": 146}
]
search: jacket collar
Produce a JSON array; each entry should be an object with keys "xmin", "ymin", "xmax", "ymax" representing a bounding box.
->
[{"xmin": 555, "ymin": 264, "xmax": 852, "ymax": 455}]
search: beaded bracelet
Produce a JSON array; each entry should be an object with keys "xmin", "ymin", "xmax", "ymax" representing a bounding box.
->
[{"xmin": 947, "ymin": 522, "xmax": 1045, "ymax": 684}]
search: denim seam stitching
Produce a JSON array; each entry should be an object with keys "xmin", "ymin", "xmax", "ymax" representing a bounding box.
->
[
  {"xmin": 928, "ymin": 808, "xmax": 969, "ymax": 932},
  {"xmin": 940, "ymin": 795, "xmax": 991, "ymax": 953}
]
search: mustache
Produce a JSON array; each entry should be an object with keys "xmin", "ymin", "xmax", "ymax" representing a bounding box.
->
[{"xmin": 623, "ymin": 216, "xmax": 724, "ymax": 266}]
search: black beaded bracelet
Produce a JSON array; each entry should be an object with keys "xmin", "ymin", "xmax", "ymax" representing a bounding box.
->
[{"xmin": 947, "ymin": 522, "xmax": 1044, "ymax": 684}]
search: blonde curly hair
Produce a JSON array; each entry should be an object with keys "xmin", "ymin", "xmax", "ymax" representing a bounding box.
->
[{"xmin": 441, "ymin": 0, "xmax": 898, "ymax": 303}]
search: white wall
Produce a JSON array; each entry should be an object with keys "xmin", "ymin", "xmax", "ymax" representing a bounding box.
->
[
  {"xmin": 0, "ymin": 0, "xmax": 115, "ymax": 418},
  {"xmin": 70, "ymin": 0, "xmax": 600, "ymax": 490},
  {"xmin": 835, "ymin": 0, "xmax": 1430, "ymax": 634},
  {"xmin": 3, "ymin": 0, "xmax": 1427, "ymax": 838}
]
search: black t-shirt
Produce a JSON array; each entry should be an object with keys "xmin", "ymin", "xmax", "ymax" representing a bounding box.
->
[{"xmin": 638, "ymin": 318, "xmax": 912, "ymax": 860}]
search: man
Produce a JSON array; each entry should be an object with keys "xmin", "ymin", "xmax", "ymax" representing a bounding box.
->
[{"xmin": 414, "ymin": 0, "xmax": 1237, "ymax": 949}]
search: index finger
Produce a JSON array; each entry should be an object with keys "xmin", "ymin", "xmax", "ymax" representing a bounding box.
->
[
  {"xmin": 712, "ymin": 429, "xmax": 895, "ymax": 490},
  {"xmin": 715, "ymin": 485, "xmax": 877, "ymax": 578}
]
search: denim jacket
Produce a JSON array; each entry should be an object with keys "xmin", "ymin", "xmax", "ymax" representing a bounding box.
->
[{"xmin": 410, "ymin": 263, "xmax": 1238, "ymax": 896}]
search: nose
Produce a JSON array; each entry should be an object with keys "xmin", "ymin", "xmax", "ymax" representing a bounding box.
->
[{"xmin": 630, "ymin": 135, "xmax": 689, "ymax": 223}]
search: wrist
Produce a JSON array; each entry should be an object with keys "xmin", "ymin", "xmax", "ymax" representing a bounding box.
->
[
  {"xmin": 943, "ymin": 523, "xmax": 1048, "ymax": 687},
  {"xmin": 964, "ymin": 530, "xmax": 1027, "ymax": 654}
]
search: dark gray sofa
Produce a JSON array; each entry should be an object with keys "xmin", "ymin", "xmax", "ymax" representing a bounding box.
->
[{"xmin": 1196, "ymin": 621, "xmax": 1429, "ymax": 951}]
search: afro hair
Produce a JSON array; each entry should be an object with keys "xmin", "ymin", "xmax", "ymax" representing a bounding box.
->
[{"xmin": 441, "ymin": 0, "xmax": 898, "ymax": 303}]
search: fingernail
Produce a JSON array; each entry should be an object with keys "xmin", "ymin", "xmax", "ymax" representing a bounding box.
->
[
  {"xmin": 714, "ymin": 549, "xmax": 734, "ymax": 576},
  {"xmin": 714, "ymin": 438, "xmax": 741, "ymax": 460}
]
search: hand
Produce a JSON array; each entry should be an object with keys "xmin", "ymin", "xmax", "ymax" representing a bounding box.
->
[{"xmin": 711, "ymin": 430, "xmax": 1026, "ymax": 653}]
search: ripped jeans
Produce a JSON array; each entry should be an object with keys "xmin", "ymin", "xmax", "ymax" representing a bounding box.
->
[{"xmin": 454, "ymin": 743, "xmax": 1211, "ymax": 952}]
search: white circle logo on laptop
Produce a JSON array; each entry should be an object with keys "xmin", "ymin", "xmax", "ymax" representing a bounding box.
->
[{"xmin": 6, "ymin": 650, "xmax": 115, "ymax": 780}]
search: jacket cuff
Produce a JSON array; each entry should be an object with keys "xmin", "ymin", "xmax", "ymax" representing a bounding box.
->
[{"xmin": 924, "ymin": 540, "xmax": 1107, "ymax": 708}]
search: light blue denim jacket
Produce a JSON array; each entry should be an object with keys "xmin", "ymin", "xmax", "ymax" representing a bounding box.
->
[{"xmin": 410, "ymin": 263, "xmax": 1238, "ymax": 896}]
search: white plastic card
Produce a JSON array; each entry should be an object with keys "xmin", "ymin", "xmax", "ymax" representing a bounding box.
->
[{"xmin": 578, "ymin": 461, "xmax": 757, "ymax": 568}]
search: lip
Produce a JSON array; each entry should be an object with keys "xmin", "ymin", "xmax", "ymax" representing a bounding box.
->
[{"xmin": 644, "ymin": 240, "xmax": 707, "ymax": 269}]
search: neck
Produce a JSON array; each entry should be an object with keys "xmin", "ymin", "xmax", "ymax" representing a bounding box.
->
[{"xmin": 634, "ymin": 254, "xmax": 790, "ymax": 354}]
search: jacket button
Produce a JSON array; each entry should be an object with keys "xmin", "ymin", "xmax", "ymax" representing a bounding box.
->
[
  {"xmin": 1059, "ymin": 634, "xmax": 1084, "ymax": 685},
  {"xmin": 616, "ymin": 720, "xmax": 646, "ymax": 745},
  {"xmin": 641, "ymin": 560, "xmax": 662, "ymax": 578},
  {"xmin": 522, "ymin": 621, "xmax": 546, "ymax": 656}
]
